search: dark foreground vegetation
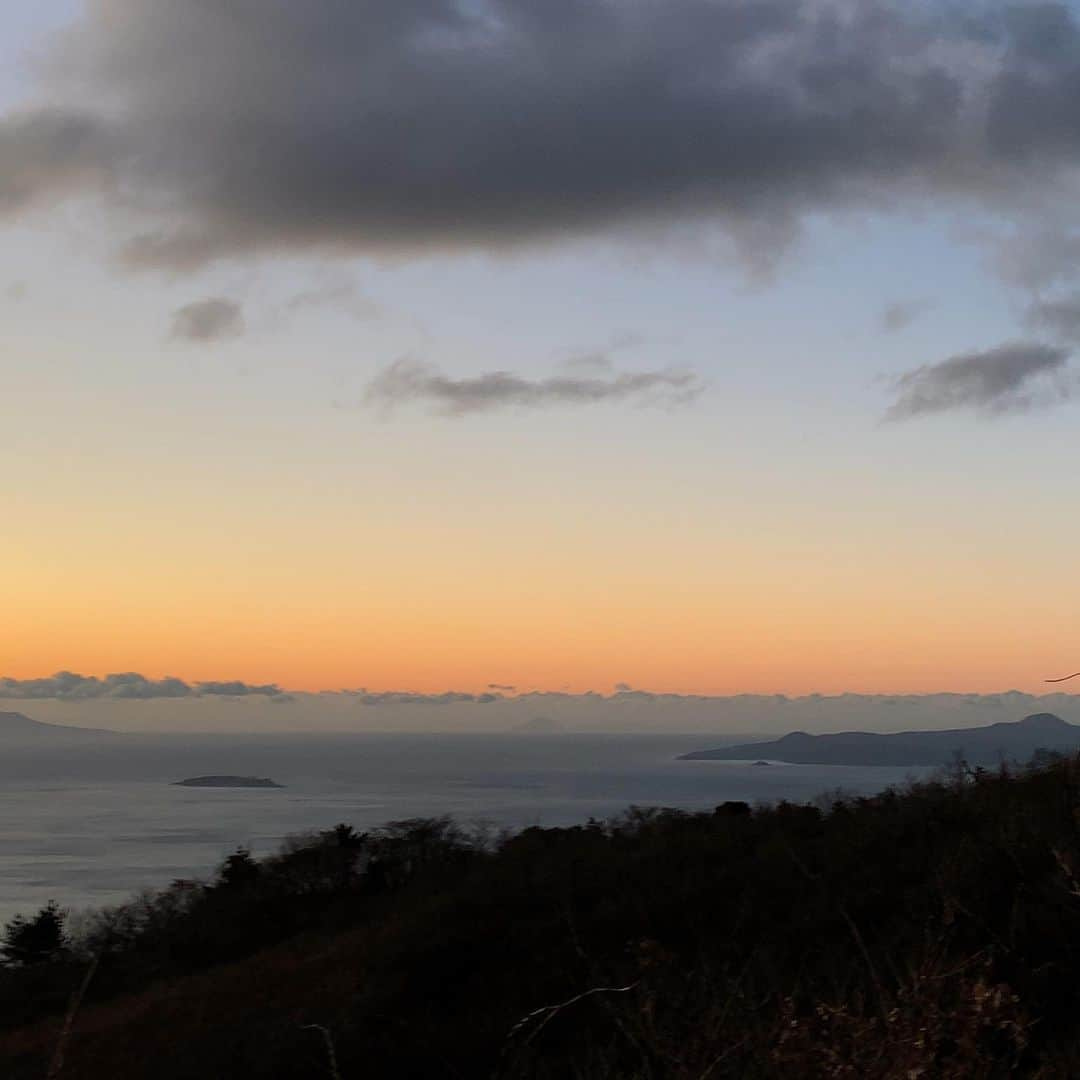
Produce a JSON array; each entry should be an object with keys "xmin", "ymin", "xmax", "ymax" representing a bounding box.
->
[{"xmin": 7, "ymin": 754, "xmax": 1080, "ymax": 1077}]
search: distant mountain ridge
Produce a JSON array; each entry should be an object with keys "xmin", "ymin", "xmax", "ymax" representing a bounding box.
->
[
  {"xmin": 680, "ymin": 713, "xmax": 1080, "ymax": 766},
  {"xmin": 0, "ymin": 711, "xmax": 116, "ymax": 740}
]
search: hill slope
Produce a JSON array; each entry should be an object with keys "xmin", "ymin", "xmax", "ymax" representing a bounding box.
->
[
  {"xmin": 680, "ymin": 712, "xmax": 1080, "ymax": 765},
  {"xmin": 0, "ymin": 711, "xmax": 115, "ymax": 741},
  {"xmin": 6, "ymin": 756, "xmax": 1080, "ymax": 1076}
]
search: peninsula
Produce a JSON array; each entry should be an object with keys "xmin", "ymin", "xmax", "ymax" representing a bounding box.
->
[{"xmin": 679, "ymin": 713, "xmax": 1080, "ymax": 767}]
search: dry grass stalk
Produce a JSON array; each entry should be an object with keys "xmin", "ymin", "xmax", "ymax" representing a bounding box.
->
[
  {"xmin": 301, "ymin": 1023, "xmax": 343, "ymax": 1080},
  {"xmin": 46, "ymin": 952, "xmax": 100, "ymax": 1079}
]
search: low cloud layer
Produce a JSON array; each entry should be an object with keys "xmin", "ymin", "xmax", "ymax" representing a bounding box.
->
[
  {"xmin": 884, "ymin": 343, "xmax": 1073, "ymax": 420},
  {"xmin": 169, "ymin": 298, "xmax": 244, "ymax": 343},
  {"xmin": 4, "ymin": 2, "xmax": 1080, "ymax": 271},
  {"xmin": 348, "ymin": 690, "xmax": 502, "ymax": 706},
  {"xmin": 14, "ymin": 685, "xmax": 1080, "ymax": 737},
  {"xmin": 0, "ymin": 672, "xmax": 286, "ymax": 700},
  {"xmin": 195, "ymin": 680, "xmax": 286, "ymax": 698},
  {"xmin": 365, "ymin": 357, "xmax": 703, "ymax": 416}
]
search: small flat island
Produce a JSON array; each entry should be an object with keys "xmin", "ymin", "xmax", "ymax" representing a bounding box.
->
[{"xmin": 173, "ymin": 775, "xmax": 283, "ymax": 789}]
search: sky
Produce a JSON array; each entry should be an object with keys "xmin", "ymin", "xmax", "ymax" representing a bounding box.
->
[{"xmin": 4, "ymin": 1, "xmax": 1080, "ymax": 707}]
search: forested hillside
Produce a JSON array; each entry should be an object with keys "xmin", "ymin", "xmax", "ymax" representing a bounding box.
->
[{"xmin": 4, "ymin": 754, "xmax": 1080, "ymax": 1077}]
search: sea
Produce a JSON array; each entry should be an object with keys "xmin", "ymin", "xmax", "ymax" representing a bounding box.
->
[{"xmin": 0, "ymin": 733, "xmax": 934, "ymax": 925}]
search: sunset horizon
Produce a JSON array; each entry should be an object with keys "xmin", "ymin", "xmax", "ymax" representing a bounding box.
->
[
  {"xmin": 5, "ymin": 4, "xmax": 1080, "ymax": 718},
  {"xmin": 8, "ymin": 5, "xmax": 1080, "ymax": 1074}
]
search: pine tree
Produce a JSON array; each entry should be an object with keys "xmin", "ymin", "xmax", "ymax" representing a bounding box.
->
[
  {"xmin": 218, "ymin": 848, "xmax": 260, "ymax": 890},
  {"xmin": 0, "ymin": 901, "xmax": 65, "ymax": 966}
]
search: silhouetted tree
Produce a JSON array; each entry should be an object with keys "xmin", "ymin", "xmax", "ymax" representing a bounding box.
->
[
  {"xmin": 1, "ymin": 901, "xmax": 65, "ymax": 967},
  {"xmin": 217, "ymin": 848, "xmax": 260, "ymax": 891},
  {"xmin": 323, "ymin": 823, "xmax": 364, "ymax": 849}
]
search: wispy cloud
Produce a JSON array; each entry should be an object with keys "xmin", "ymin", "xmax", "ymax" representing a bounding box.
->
[
  {"xmin": 365, "ymin": 357, "xmax": 704, "ymax": 417},
  {"xmin": 168, "ymin": 298, "xmax": 244, "ymax": 343},
  {"xmin": 884, "ymin": 342, "xmax": 1073, "ymax": 421},
  {"xmin": 1028, "ymin": 293, "xmax": 1080, "ymax": 344},
  {"xmin": 285, "ymin": 276, "xmax": 381, "ymax": 321},
  {"xmin": 880, "ymin": 299, "xmax": 931, "ymax": 333}
]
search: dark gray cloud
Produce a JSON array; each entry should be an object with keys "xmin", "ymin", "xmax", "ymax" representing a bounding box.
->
[
  {"xmin": 169, "ymin": 298, "xmax": 244, "ymax": 343},
  {"xmin": 365, "ymin": 357, "xmax": 703, "ymax": 416},
  {"xmin": 196, "ymin": 680, "xmax": 285, "ymax": 698},
  {"xmin": 487, "ymin": 683, "xmax": 516, "ymax": 692},
  {"xmin": 1028, "ymin": 293, "xmax": 1080, "ymax": 342},
  {"xmin": 884, "ymin": 342, "xmax": 1073, "ymax": 420},
  {"xmin": 0, "ymin": 107, "xmax": 111, "ymax": 215},
  {"xmin": 881, "ymin": 299, "xmax": 931, "ymax": 333},
  {"xmin": 993, "ymin": 228, "xmax": 1080, "ymax": 291},
  {"xmin": 0, "ymin": 672, "xmax": 192, "ymax": 700},
  {"xmin": 5, "ymin": 2, "xmax": 1080, "ymax": 269},
  {"xmin": 0, "ymin": 672, "xmax": 285, "ymax": 699}
]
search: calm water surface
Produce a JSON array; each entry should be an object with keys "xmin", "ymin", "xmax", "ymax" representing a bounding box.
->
[{"xmin": 0, "ymin": 733, "xmax": 933, "ymax": 922}]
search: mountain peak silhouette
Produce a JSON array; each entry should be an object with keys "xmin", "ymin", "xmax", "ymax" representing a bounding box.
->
[{"xmin": 1020, "ymin": 712, "xmax": 1068, "ymax": 729}]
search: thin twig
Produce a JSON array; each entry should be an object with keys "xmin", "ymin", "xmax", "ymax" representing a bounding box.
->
[
  {"xmin": 301, "ymin": 1023, "xmax": 343, "ymax": 1080},
  {"xmin": 558, "ymin": 903, "xmax": 651, "ymax": 1063},
  {"xmin": 697, "ymin": 1034, "xmax": 751, "ymax": 1080},
  {"xmin": 837, "ymin": 905, "xmax": 890, "ymax": 1022},
  {"xmin": 507, "ymin": 982, "xmax": 641, "ymax": 1048},
  {"xmin": 495, "ymin": 981, "xmax": 641, "ymax": 1077},
  {"xmin": 783, "ymin": 840, "xmax": 891, "ymax": 1023}
]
